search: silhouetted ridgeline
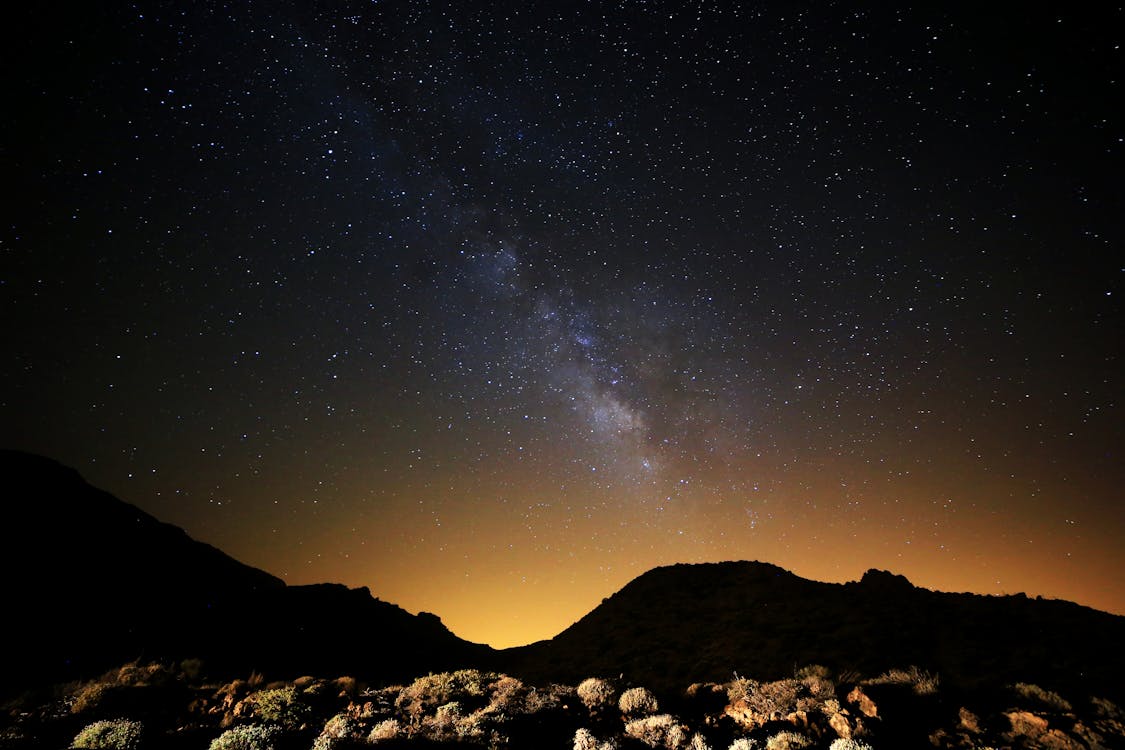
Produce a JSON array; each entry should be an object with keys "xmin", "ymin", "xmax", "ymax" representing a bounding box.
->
[
  {"xmin": 0, "ymin": 450, "xmax": 491, "ymax": 694},
  {"xmin": 3, "ymin": 450, "xmax": 1122, "ymax": 706},
  {"xmin": 506, "ymin": 561, "xmax": 1125, "ymax": 702}
]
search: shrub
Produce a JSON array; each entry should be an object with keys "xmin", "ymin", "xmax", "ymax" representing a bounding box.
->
[
  {"xmin": 1011, "ymin": 683, "xmax": 1072, "ymax": 712},
  {"xmin": 208, "ymin": 724, "xmax": 282, "ymax": 750},
  {"xmin": 332, "ymin": 676, "xmax": 359, "ymax": 698},
  {"xmin": 71, "ymin": 683, "xmax": 118, "ymax": 715},
  {"xmin": 320, "ymin": 714, "xmax": 359, "ymax": 738},
  {"xmin": 1092, "ymin": 696, "xmax": 1124, "ymax": 720},
  {"xmin": 575, "ymin": 728, "xmax": 598, "ymax": 750},
  {"xmin": 764, "ymin": 731, "xmax": 811, "ymax": 750},
  {"xmin": 688, "ymin": 733, "xmax": 712, "ymax": 750},
  {"xmin": 726, "ymin": 677, "xmax": 758, "ymax": 704},
  {"xmin": 577, "ymin": 678, "xmax": 617, "ymax": 711},
  {"xmin": 794, "ymin": 665, "xmax": 831, "ymax": 681},
  {"xmin": 180, "ymin": 658, "xmax": 205, "ymax": 681},
  {"xmin": 368, "ymin": 719, "xmax": 401, "ymax": 743},
  {"xmin": 112, "ymin": 662, "xmax": 172, "ymax": 688},
  {"xmin": 624, "ymin": 714, "xmax": 688, "ymax": 749},
  {"xmin": 251, "ymin": 686, "xmax": 311, "ymax": 728},
  {"xmin": 728, "ymin": 740, "xmax": 759, "ymax": 750},
  {"xmin": 751, "ymin": 680, "xmax": 802, "ymax": 717},
  {"xmin": 865, "ymin": 667, "xmax": 939, "ymax": 696},
  {"xmin": 395, "ymin": 670, "xmax": 499, "ymax": 719},
  {"xmin": 828, "ymin": 740, "xmax": 874, "ymax": 750},
  {"xmin": 71, "ymin": 719, "xmax": 143, "ymax": 749},
  {"xmin": 620, "ymin": 686, "xmax": 660, "ymax": 716}
]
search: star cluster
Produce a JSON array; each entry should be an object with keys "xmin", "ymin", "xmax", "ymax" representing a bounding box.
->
[{"xmin": 3, "ymin": 1, "xmax": 1122, "ymax": 646}]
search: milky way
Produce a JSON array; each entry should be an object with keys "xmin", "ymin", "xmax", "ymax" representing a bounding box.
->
[{"xmin": 3, "ymin": 1, "xmax": 1121, "ymax": 646}]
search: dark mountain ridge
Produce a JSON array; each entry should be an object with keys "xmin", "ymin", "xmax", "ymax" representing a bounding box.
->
[
  {"xmin": 0, "ymin": 450, "xmax": 491, "ymax": 694},
  {"xmin": 506, "ymin": 560, "xmax": 1125, "ymax": 702},
  {"xmin": 4, "ymin": 450, "xmax": 1122, "ymax": 707}
]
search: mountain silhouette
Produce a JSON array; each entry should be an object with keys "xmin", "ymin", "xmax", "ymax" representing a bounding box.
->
[
  {"xmin": 5, "ymin": 450, "xmax": 1123, "ymax": 707},
  {"xmin": 0, "ymin": 450, "xmax": 491, "ymax": 694},
  {"xmin": 505, "ymin": 560, "xmax": 1125, "ymax": 702}
]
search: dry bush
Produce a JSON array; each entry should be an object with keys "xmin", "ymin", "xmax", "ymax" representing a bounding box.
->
[
  {"xmin": 726, "ymin": 677, "xmax": 758, "ymax": 704},
  {"xmin": 319, "ymin": 713, "xmax": 361, "ymax": 739},
  {"xmin": 764, "ymin": 730, "xmax": 811, "ymax": 750},
  {"xmin": 1011, "ymin": 683, "xmax": 1072, "ymax": 712},
  {"xmin": 619, "ymin": 686, "xmax": 660, "ymax": 716},
  {"xmin": 793, "ymin": 665, "xmax": 831, "ymax": 681},
  {"xmin": 368, "ymin": 718, "xmax": 401, "ymax": 743},
  {"xmin": 688, "ymin": 733, "xmax": 712, "ymax": 750},
  {"xmin": 1092, "ymin": 696, "xmax": 1124, "ymax": 720},
  {"xmin": 71, "ymin": 682, "xmax": 118, "ymax": 715},
  {"xmin": 624, "ymin": 713, "xmax": 688, "ymax": 749},
  {"xmin": 577, "ymin": 678, "xmax": 618, "ymax": 711},
  {"xmin": 865, "ymin": 666, "xmax": 939, "ymax": 695},
  {"xmin": 574, "ymin": 728, "xmax": 620, "ymax": 750},
  {"xmin": 332, "ymin": 676, "xmax": 359, "ymax": 698},
  {"xmin": 728, "ymin": 740, "xmax": 759, "ymax": 750},
  {"xmin": 730, "ymin": 679, "xmax": 812, "ymax": 719},
  {"xmin": 828, "ymin": 740, "xmax": 873, "ymax": 750}
]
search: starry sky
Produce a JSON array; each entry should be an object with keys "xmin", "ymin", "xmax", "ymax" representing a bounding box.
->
[{"xmin": 3, "ymin": 2, "xmax": 1122, "ymax": 648}]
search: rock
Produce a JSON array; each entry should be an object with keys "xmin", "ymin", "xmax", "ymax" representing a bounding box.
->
[
  {"xmin": 829, "ymin": 711, "xmax": 854, "ymax": 739},
  {"xmin": 958, "ymin": 707, "xmax": 981, "ymax": 734},
  {"xmin": 846, "ymin": 686, "xmax": 877, "ymax": 718},
  {"xmin": 1005, "ymin": 710, "xmax": 1048, "ymax": 739}
]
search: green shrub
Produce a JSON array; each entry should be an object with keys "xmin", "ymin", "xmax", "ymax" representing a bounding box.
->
[
  {"xmin": 251, "ymin": 686, "xmax": 311, "ymax": 728},
  {"xmin": 71, "ymin": 719, "xmax": 143, "ymax": 749},
  {"xmin": 208, "ymin": 724, "xmax": 282, "ymax": 750},
  {"xmin": 395, "ymin": 670, "xmax": 499, "ymax": 719},
  {"xmin": 619, "ymin": 687, "xmax": 659, "ymax": 716}
]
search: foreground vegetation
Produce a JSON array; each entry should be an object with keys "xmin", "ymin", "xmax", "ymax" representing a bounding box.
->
[{"xmin": 2, "ymin": 661, "xmax": 1123, "ymax": 749}]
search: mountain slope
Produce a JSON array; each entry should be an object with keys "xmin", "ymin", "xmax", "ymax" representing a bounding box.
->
[
  {"xmin": 503, "ymin": 561, "xmax": 1125, "ymax": 702},
  {"xmin": 0, "ymin": 450, "xmax": 491, "ymax": 693}
]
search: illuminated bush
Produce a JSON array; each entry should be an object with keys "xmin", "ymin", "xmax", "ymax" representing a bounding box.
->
[
  {"xmin": 624, "ymin": 714, "xmax": 687, "ymax": 748},
  {"xmin": 574, "ymin": 728, "xmax": 619, "ymax": 750},
  {"xmin": 728, "ymin": 740, "xmax": 759, "ymax": 750},
  {"xmin": 764, "ymin": 731, "xmax": 811, "ymax": 750},
  {"xmin": 368, "ymin": 719, "xmax": 401, "ymax": 743},
  {"xmin": 250, "ymin": 686, "xmax": 311, "ymax": 728},
  {"xmin": 312, "ymin": 713, "xmax": 365, "ymax": 749},
  {"xmin": 71, "ymin": 719, "xmax": 143, "ymax": 749},
  {"xmin": 828, "ymin": 740, "xmax": 874, "ymax": 750},
  {"xmin": 208, "ymin": 724, "xmax": 282, "ymax": 750},
  {"xmin": 619, "ymin": 686, "xmax": 659, "ymax": 716},
  {"xmin": 577, "ymin": 677, "xmax": 617, "ymax": 710},
  {"xmin": 395, "ymin": 670, "xmax": 499, "ymax": 719}
]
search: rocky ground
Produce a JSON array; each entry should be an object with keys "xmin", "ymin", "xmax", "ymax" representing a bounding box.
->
[{"xmin": 2, "ymin": 661, "xmax": 1123, "ymax": 749}]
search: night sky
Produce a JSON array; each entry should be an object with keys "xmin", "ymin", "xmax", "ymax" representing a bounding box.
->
[{"xmin": 4, "ymin": 2, "xmax": 1122, "ymax": 648}]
